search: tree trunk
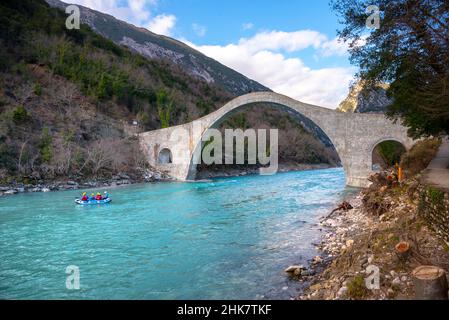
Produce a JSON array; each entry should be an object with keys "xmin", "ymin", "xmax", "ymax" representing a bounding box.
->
[{"xmin": 412, "ymin": 266, "xmax": 448, "ymax": 300}]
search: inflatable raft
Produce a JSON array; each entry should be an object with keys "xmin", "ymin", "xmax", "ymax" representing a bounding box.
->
[{"xmin": 75, "ymin": 198, "xmax": 112, "ymax": 205}]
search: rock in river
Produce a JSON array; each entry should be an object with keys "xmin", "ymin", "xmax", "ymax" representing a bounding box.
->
[
  {"xmin": 285, "ymin": 265, "xmax": 304, "ymax": 274},
  {"xmin": 312, "ymin": 256, "xmax": 323, "ymax": 264}
]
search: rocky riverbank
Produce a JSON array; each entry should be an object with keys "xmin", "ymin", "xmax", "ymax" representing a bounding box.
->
[
  {"xmin": 196, "ymin": 163, "xmax": 334, "ymax": 180},
  {"xmin": 293, "ymin": 175, "xmax": 449, "ymax": 300},
  {"xmin": 1, "ymin": 163, "xmax": 335, "ymax": 196},
  {"xmin": 0, "ymin": 167, "xmax": 171, "ymax": 196}
]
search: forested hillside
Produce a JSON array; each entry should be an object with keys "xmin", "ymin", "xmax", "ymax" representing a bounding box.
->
[
  {"xmin": 0, "ymin": 0, "xmax": 339, "ymax": 186},
  {"xmin": 46, "ymin": 0, "xmax": 271, "ymax": 96}
]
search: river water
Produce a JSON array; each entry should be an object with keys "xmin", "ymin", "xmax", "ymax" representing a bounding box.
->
[{"xmin": 0, "ymin": 168, "xmax": 357, "ymax": 299}]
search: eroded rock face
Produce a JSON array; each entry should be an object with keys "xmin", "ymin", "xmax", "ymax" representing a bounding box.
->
[{"xmin": 338, "ymin": 81, "xmax": 391, "ymax": 114}]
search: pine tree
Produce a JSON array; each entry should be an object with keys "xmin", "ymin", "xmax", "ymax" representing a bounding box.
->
[{"xmin": 332, "ymin": 0, "xmax": 449, "ymax": 138}]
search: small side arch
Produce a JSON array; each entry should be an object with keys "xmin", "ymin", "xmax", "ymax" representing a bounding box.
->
[
  {"xmin": 158, "ymin": 148, "xmax": 173, "ymax": 164},
  {"xmin": 370, "ymin": 138, "xmax": 407, "ymax": 171}
]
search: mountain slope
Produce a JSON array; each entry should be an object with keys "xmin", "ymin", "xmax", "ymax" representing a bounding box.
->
[
  {"xmin": 337, "ymin": 81, "xmax": 391, "ymax": 113},
  {"xmin": 46, "ymin": 0, "xmax": 270, "ymax": 96}
]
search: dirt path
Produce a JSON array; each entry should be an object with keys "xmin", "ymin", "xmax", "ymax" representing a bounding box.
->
[{"xmin": 422, "ymin": 137, "xmax": 449, "ymax": 192}]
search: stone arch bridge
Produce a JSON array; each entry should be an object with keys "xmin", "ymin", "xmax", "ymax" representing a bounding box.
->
[{"xmin": 139, "ymin": 92, "xmax": 415, "ymax": 187}]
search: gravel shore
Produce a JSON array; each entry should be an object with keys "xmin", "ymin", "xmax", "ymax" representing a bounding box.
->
[{"xmin": 295, "ymin": 178, "xmax": 449, "ymax": 300}]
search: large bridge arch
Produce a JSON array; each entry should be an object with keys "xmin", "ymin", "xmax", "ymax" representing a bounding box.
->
[
  {"xmin": 185, "ymin": 93, "xmax": 346, "ymax": 180},
  {"xmin": 139, "ymin": 92, "xmax": 416, "ymax": 188}
]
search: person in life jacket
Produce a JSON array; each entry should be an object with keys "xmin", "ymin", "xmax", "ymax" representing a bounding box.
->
[
  {"xmin": 81, "ymin": 192, "xmax": 88, "ymax": 202},
  {"xmin": 103, "ymin": 191, "xmax": 109, "ymax": 200},
  {"xmin": 90, "ymin": 193, "xmax": 95, "ymax": 201},
  {"xmin": 96, "ymin": 192, "xmax": 102, "ymax": 200}
]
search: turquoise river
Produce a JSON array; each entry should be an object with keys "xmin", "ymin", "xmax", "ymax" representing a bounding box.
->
[{"xmin": 0, "ymin": 168, "xmax": 357, "ymax": 299}]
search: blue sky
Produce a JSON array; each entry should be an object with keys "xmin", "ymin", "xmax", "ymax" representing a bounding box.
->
[
  {"xmin": 158, "ymin": 0, "xmax": 351, "ymax": 69},
  {"xmin": 67, "ymin": 0, "xmax": 359, "ymax": 108}
]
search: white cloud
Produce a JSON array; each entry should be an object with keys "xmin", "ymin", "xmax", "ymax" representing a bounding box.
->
[
  {"xmin": 238, "ymin": 30, "xmax": 326, "ymax": 53},
  {"xmin": 148, "ymin": 14, "xmax": 177, "ymax": 36},
  {"xmin": 66, "ymin": 0, "xmax": 177, "ymax": 36},
  {"xmin": 319, "ymin": 35, "xmax": 368, "ymax": 57},
  {"xmin": 319, "ymin": 37, "xmax": 349, "ymax": 57},
  {"xmin": 242, "ymin": 22, "xmax": 254, "ymax": 30},
  {"xmin": 185, "ymin": 31, "xmax": 355, "ymax": 108},
  {"xmin": 127, "ymin": 0, "xmax": 152, "ymax": 22},
  {"xmin": 192, "ymin": 23, "xmax": 207, "ymax": 37},
  {"xmin": 67, "ymin": 0, "xmax": 152, "ymax": 26}
]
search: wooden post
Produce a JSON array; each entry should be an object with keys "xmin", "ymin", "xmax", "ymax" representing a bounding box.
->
[
  {"xmin": 398, "ymin": 166, "xmax": 403, "ymax": 182},
  {"xmin": 412, "ymin": 266, "xmax": 448, "ymax": 300}
]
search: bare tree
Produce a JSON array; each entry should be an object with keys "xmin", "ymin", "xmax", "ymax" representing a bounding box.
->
[
  {"xmin": 84, "ymin": 139, "xmax": 117, "ymax": 176},
  {"xmin": 17, "ymin": 140, "xmax": 28, "ymax": 174},
  {"xmin": 52, "ymin": 140, "xmax": 76, "ymax": 176}
]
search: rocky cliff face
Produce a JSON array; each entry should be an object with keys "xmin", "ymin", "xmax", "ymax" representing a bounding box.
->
[
  {"xmin": 338, "ymin": 81, "xmax": 391, "ymax": 113},
  {"xmin": 46, "ymin": 0, "xmax": 270, "ymax": 96}
]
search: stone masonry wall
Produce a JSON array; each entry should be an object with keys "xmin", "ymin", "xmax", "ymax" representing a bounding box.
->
[
  {"xmin": 139, "ymin": 92, "xmax": 415, "ymax": 187},
  {"xmin": 418, "ymin": 185, "xmax": 449, "ymax": 243}
]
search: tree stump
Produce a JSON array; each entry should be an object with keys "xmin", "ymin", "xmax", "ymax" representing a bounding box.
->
[
  {"xmin": 395, "ymin": 241, "xmax": 410, "ymax": 262},
  {"xmin": 412, "ymin": 266, "xmax": 448, "ymax": 300}
]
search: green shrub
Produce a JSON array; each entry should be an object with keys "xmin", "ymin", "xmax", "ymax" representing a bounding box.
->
[
  {"xmin": 12, "ymin": 105, "xmax": 30, "ymax": 123},
  {"xmin": 156, "ymin": 89, "xmax": 172, "ymax": 129},
  {"xmin": 73, "ymin": 149, "xmax": 85, "ymax": 170},
  {"xmin": 196, "ymin": 100, "xmax": 211, "ymax": 116},
  {"xmin": 62, "ymin": 129, "xmax": 76, "ymax": 144},
  {"xmin": 400, "ymin": 138, "xmax": 441, "ymax": 176},
  {"xmin": 137, "ymin": 110, "xmax": 150, "ymax": 127},
  {"xmin": 11, "ymin": 62, "xmax": 28, "ymax": 76},
  {"xmin": 347, "ymin": 275, "xmax": 368, "ymax": 300},
  {"xmin": 427, "ymin": 186, "xmax": 444, "ymax": 206},
  {"xmin": 38, "ymin": 127, "xmax": 53, "ymax": 163},
  {"xmin": 226, "ymin": 114, "xmax": 248, "ymax": 129},
  {"xmin": 33, "ymin": 83, "xmax": 42, "ymax": 96},
  {"xmin": 89, "ymin": 34, "xmax": 124, "ymax": 57}
]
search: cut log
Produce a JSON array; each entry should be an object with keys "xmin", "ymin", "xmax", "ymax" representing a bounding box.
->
[
  {"xmin": 412, "ymin": 266, "xmax": 448, "ymax": 300},
  {"xmin": 284, "ymin": 265, "xmax": 303, "ymax": 274}
]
